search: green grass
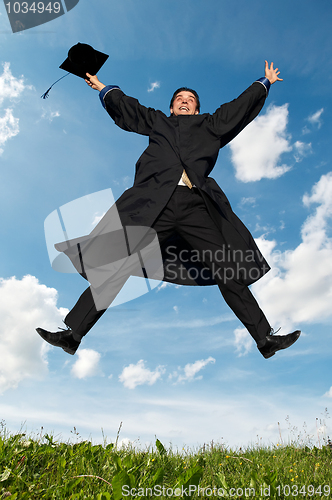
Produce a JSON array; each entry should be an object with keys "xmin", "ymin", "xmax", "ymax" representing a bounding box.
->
[{"xmin": 1, "ymin": 423, "xmax": 331, "ymax": 499}]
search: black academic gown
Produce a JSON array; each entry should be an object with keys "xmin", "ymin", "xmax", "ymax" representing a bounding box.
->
[{"xmin": 58, "ymin": 81, "xmax": 271, "ymax": 288}]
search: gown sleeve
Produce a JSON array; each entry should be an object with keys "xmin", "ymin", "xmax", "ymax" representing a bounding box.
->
[
  {"xmin": 100, "ymin": 86, "xmax": 157, "ymax": 136},
  {"xmin": 208, "ymin": 82, "xmax": 268, "ymax": 148}
]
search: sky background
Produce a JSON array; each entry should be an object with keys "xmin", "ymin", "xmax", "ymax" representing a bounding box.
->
[{"xmin": 0, "ymin": 0, "xmax": 332, "ymax": 451}]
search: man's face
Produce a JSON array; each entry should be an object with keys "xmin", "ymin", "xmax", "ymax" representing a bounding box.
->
[{"xmin": 170, "ymin": 91, "xmax": 199, "ymax": 116}]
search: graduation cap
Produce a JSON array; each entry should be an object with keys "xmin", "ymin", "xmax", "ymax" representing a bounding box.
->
[{"xmin": 41, "ymin": 43, "xmax": 109, "ymax": 99}]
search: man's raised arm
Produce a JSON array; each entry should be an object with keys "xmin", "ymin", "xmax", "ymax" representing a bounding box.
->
[{"xmin": 84, "ymin": 73, "xmax": 156, "ymax": 136}]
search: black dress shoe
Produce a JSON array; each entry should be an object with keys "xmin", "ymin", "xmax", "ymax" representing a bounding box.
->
[
  {"xmin": 36, "ymin": 326, "xmax": 80, "ymax": 355},
  {"xmin": 259, "ymin": 330, "xmax": 301, "ymax": 359}
]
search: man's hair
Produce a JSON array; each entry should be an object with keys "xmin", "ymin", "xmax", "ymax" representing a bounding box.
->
[{"xmin": 170, "ymin": 87, "xmax": 200, "ymax": 113}]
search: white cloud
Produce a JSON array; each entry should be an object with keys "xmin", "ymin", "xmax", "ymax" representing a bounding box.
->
[
  {"xmin": 0, "ymin": 275, "xmax": 68, "ymax": 394},
  {"xmin": 229, "ymin": 104, "xmax": 292, "ymax": 182},
  {"xmin": 119, "ymin": 359, "xmax": 165, "ymax": 389},
  {"xmin": 324, "ymin": 387, "xmax": 332, "ymax": 398},
  {"xmin": 41, "ymin": 109, "xmax": 60, "ymax": 122},
  {"xmin": 234, "ymin": 327, "xmax": 254, "ymax": 357},
  {"xmin": 252, "ymin": 172, "xmax": 332, "ymax": 330},
  {"xmin": 117, "ymin": 438, "xmax": 132, "ymax": 448},
  {"xmin": 293, "ymin": 140, "xmax": 312, "ymax": 162},
  {"xmin": 0, "ymin": 63, "xmax": 25, "ymax": 105},
  {"xmin": 122, "ymin": 175, "xmax": 131, "ymax": 185},
  {"xmin": 0, "ymin": 63, "xmax": 26, "ymax": 154},
  {"xmin": 308, "ymin": 108, "xmax": 324, "ymax": 129},
  {"xmin": 0, "ymin": 108, "xmax": 19, "ymax": 154},
  {"xmin": 148, "ymin": 81, "xmax": 160, "ymax": 92},
  {"xmin": 156, "ymin": 282, "xmax": 182, "ymax": 292},
  {"xmin": 303, "ymin": 109, "xmax": 324, "ymax": 134},
  {"xmin": 172, "ymin": 356, "xmax": 216, "ymax": 383},
  {"xmin": 239, "ymin": 197, "xmax": 256, "ymax": 207},
  {"xmin": 71, "ymin": 349, "xmax": 101, "ymax": 379},
  {"xmin": 92, "ymin": 211, "xmax": 106, "ymax": 227},
  {"xmin": 157, "ymin": 282, "xmax": 169, "ymax": 291}
]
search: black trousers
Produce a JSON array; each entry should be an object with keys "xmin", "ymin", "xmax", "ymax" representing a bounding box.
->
[{"xmin": 65, "ymin": 186, "xmax": 270, "ymax": 347}]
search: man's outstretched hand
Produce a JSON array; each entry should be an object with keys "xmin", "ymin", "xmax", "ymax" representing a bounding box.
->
[
  {"xmin": 265, "ymin": 60, "xmax": 283, "ymax": 84},
  {"xmin": 85, "ymin": 73, "xmax": 106, "ymax": 92}
]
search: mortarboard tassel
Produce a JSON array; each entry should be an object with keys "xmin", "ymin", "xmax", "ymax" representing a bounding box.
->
[{"xmin": 41, "ymin": 72, "xmax": 70, "ymax": 99}]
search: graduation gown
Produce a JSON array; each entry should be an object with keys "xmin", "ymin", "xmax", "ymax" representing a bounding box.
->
[{"xmin": 57, "ymin": 81, "xmax": 271, "ymax": 288}]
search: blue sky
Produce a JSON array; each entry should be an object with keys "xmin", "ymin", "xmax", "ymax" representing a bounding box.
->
[{"xmin": 0, "ymin": 0, "xmax": 332, "ymax": 450}]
